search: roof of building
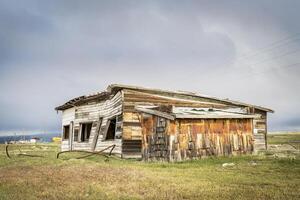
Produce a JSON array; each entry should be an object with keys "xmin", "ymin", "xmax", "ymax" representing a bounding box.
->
[
  {"xmin": 55, "ymin": 84, "xmax": 274, "ymax": 113},
  {"xmin": 135, "ymin": 106, "xmax": 260, "ymax": 120}
]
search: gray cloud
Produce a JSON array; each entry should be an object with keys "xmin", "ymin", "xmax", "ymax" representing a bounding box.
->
[{"xmin": 0, "ymin": 0, "xmax": 300, "ymax": 132}]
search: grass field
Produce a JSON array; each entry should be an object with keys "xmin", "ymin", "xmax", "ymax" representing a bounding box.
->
[
  {"xmin": 0, "ymin": 133, "xmax": 299, "ymax": 200},
  {"xmin": 268, "ymin": 132, "xmax": 300, "ymax": 150}
]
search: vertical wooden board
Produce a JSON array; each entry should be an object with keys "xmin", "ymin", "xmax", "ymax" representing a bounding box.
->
[
  {"xmin": 142, "ymin": 115, "xmax": 154, "ymax": 136},
  {"xmin": 209, "ymin": 119, "xmax": 223, "ymax": 134},
  {"xmin": 219, "ymin": 135, "xmax": 224, "ymax": 155},
  {"xmin": 242, "ymin": 119, "xmax": 247, "ymax": 132},
  {"xmin": 187, "ymin": 125, "xmax": 192, "ymax": 142},
  {"xmin": 178, "ymin": 133, "xmax": 188, "ymax": 149},
  {"xmin": 167, "ymin": 121, "xmax": 177, "ymax": 135},
  {"xmin": 244, "ymin": 119, "xmax": 248, "ymax": 132},
  {"xmin": 191, "ymin": 120, "xmax": 204, "ymax": 135},
  {"xmin": 168, "ymin": 135, "xmax": 175, "ymax": 161},
  {"xmin": 208, "ymin": 120, "xmax": 214, "ymax": 134},
  {"xmin": 233, "ymin": 134, "xmax": 239, "ymax": 150},
  {"xmin": 248, "ymin": 119, "xmax": 253, "ymax": 135},
  {"xmin": 195, "ymin": 133, "xmax": 203, "ymax": 149},
  {"xmin": 231, "ymin": 119, "xmax": 239, "ymax": 134},
  {"xmin": 225, "ymin": 119, "xmax": 230, "ymax": 135},
  {"xmin": 204, "ymin": 134, "xmax": 210, "ymax": 148},
  {"xmin": 180, "ymin": 123, "xmax": 189, "ymax": 135},
  {"xmin": 243, "ymin": 134, "xmax": 248, "ymax": 151},
  {"xmin": 204, "ymin": 120, "xmax": 209, "ymax": 134},
  {"xmin": 218, "ymin": 120, "xmax": 224, "ymax": 134},
  {"xmin": 152, "ymin": 116, "xmax": 157, "ymax": 134}
]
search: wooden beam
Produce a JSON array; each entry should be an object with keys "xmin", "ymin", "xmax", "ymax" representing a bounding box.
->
[
  {"xmin": 135, "ymin": 106, "xmax": 175, "ymax": 120},
  {"xmin": 175, "ymin": 114, "xmax": 259, "ymax": 119}
]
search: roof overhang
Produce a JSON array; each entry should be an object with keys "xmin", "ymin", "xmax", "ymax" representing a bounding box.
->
[{"xmin": 55, "ymin": 92, "xmax": 110, "ymax": 111}]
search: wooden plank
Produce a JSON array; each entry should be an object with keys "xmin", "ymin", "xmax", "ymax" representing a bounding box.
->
[
  {"xmin": 91, "ymin": 117, "xmax": 103, "ymax": 151},
  {"xmin": 123, "ymin": 121, "xmax": 141, "ymax": 127},
  {"xmin": 135, "ymin": 106, "xmax": 175, "ymax": 120},
  {"xmin": 175, "ymin": 114, "xmax": 259, "ymax": 119}
]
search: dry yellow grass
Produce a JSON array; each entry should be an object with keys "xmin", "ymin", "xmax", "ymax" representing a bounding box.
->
[{"xmin": 0, "ymin": 143, "xmax": 299, "ymax": 200}]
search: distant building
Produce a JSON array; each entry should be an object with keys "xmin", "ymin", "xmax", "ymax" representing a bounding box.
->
[{"xmin": 55, "ymin": 84, "xmax": 273, "ymax": 161}]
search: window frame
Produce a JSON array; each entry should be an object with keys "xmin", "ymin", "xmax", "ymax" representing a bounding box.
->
[
  {"xmin": 63, "ymin": 125, "xmax": 70, "ymax": 140},
  {"xmin": 79, "ymin": 122, "xmax": 93, "ymax": 142},
  {"xmin": 103, "ymin": 115, "xmax": 123, "ymax": 141},
  {"xmin": 104, "ymin": 117, "xmax": 117, "ymax": 140}
]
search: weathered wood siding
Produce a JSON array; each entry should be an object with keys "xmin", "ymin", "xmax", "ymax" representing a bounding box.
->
[
  {"xmin": 60, "ymin": 91, "xmax": 123, "ymax": 154},
  {"xmin": 142, "ymin": 116, "xmax": 253, "ymax": 161},
  {"xmin": 122, "ymin": 89, "xmax": 268, "ymax": 154},
  {"xmin": 122, "ymin": 111, "xmax": 143, "ymax": 158},
  {"xmin": 121, "ymin": 89, "xmax": 260, "ymax": 159},
  {"xmin": 253, "ymin": 109, "xmax": 267, "ymax": 151}
]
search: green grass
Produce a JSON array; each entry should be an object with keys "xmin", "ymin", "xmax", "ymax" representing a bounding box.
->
[
  {"xmin": 268, "ymin": 132, "xmax": 300, "ymax": 150},
  {"xmin": 0, "ymin": 139, "xmax": 300, "ymax": 200},
  {"xmin": 268, "ymin": 132, "xmax": 300, "ymax": 144}
]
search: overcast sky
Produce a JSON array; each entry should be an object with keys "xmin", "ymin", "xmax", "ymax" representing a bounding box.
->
[{"xmin": 0, "ymin": 0, "xmax": 300, "ymax": 133}]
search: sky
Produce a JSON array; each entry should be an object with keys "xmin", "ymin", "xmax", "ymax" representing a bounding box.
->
[{"xmin": 0, "ymin": 0, "xmax": 300, "ymax": 133}]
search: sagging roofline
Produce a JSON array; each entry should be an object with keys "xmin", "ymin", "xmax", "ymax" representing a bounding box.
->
[{"xmin": 55, "ymin": 84, "xmax": 274, "ymax": 113}]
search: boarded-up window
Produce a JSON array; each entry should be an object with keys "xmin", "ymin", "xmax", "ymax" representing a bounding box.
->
[
  {"xmin": 80, "ymin": 123, "xmax": 92, "ymax": 142},
  {"xmin": 63, "ymin": 125, "xmax": 70, "ymax": 140}
]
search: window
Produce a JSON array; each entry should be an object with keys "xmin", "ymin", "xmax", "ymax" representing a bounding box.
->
[
  {"xmin": 106, "ymin": 118, "xmax": 116, "ymax": 140},
  {"xmin": 63, "ymin": 125, "xmax": 70, "ymax": 140},
  {"xmin": 80, "ymin": 123, "xmax": 92, "ymax": 142},
  {"xmin": 104, "ymin": 115, "xmax": 123, "ymax": 140}
]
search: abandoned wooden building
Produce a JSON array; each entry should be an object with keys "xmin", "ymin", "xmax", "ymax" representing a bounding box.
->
[{"xmin": 55, "ymin": 84, "xmax": 273, "ymax": 161}]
